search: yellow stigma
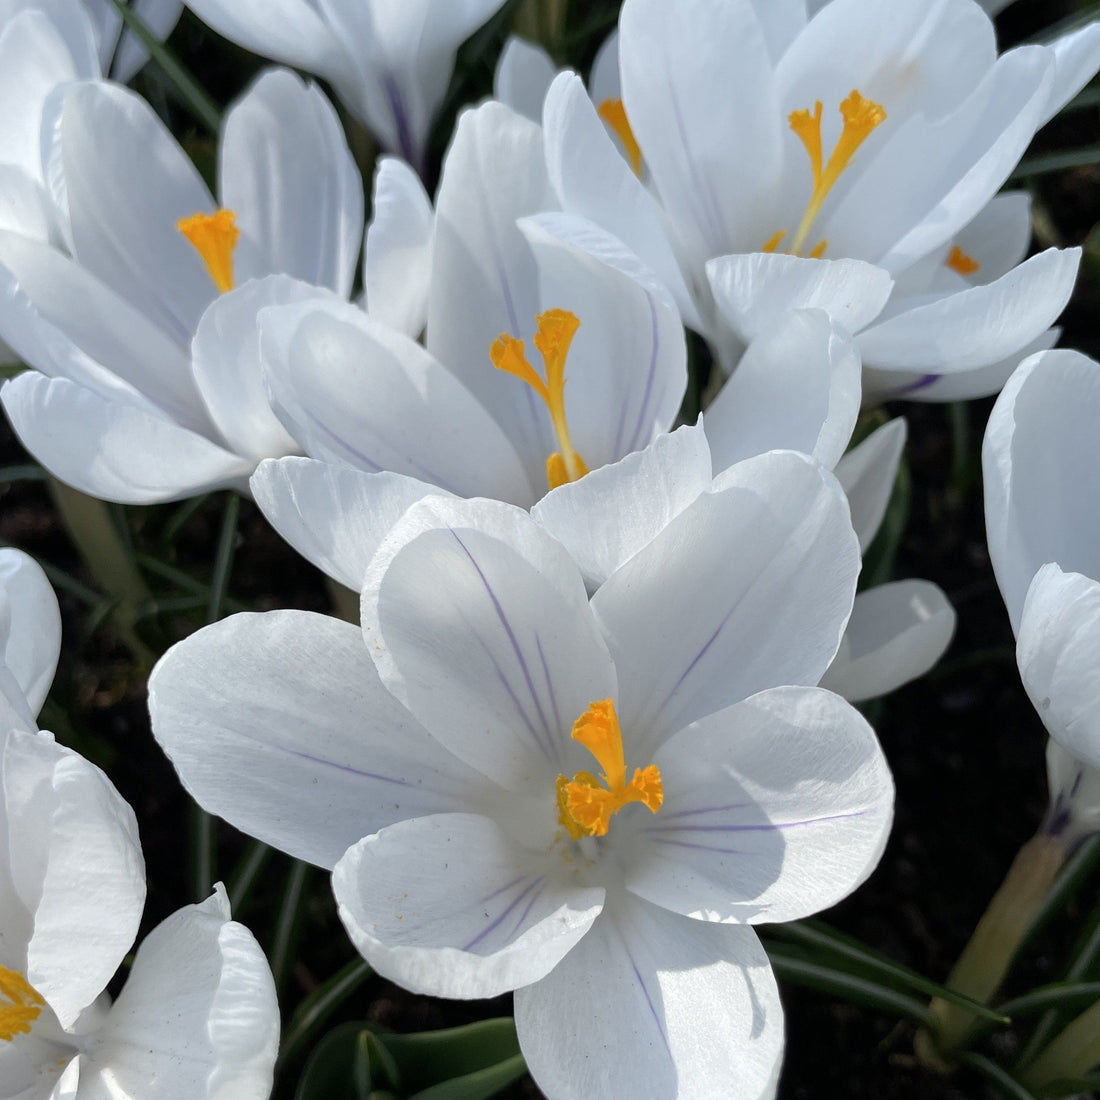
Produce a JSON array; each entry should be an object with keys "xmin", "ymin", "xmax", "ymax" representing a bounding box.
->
[
  {"xmin": 0, "ymin": 967, "xmax": 44, "ymax": 1042},
  {"xmin": 491, "ymin": 309, "xmax": 589, "ymax": 491},
  {"xmin": 769, "ymin": 89, "xmax": 886, "ymax": 258},
  {"xmin": 556, "ymin": 699, "xmax": 663, "ymax": 839},
  {"xmin": 947, "ymin": 245, "xmax": 981, "ymax": 276},
  {"xmin": 597, "ymin": 98, "xmax": 644, "ymax": 177},
  {"xmin": 178, "ymin": 209, "xmax": 240, "ymax": 293}
]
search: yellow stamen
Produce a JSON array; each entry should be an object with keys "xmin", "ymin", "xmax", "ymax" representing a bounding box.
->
[
  {"xmin": 0, "ymin": 967, "xmax": 44, "ymax": 1042},
  {"xmin": 761, "ymin": 230, "xmax": 786, "ymax": 254},
  {"xmin": 947, "ymin": 245, "xmax": 981, "ymax": 277},
  {"xmin": 597, "ymin": 98, "xmax": 644, "ymax": 178},
  {"xmin": 556, "ymin": 699, "xmax": 663, "ymax": 838},
  {"xmin": 178, "ymin": 209, "xmax": 240, "ymax": 293},
  {"xmin": 491, "ymin": 309, "xmax": 589, "ymax": 490},
  {"xmin": 786, "ymin": 89, "xmax": 886, "ymax": 257}
]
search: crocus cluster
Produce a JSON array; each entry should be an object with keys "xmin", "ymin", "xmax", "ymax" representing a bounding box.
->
[{"xmin": 0, "ymin": 0, "xmax": 1097, "ymax": 1095}]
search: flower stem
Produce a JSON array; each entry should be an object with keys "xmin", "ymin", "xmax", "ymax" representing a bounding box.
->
[
  {"xmin": 48, "ymin": 479, "xmax": 154, "ymax": 667},
  {"xmin": 325, "ymin": 576, "xmax": 360, "ymax": 624},
  {"xmin": 926, "ymin": 832, "xmax": 1067, "ymax": 1057},
  {"xmin": 1023, "ymin": 998, "xmax": 1100, "ymax": 1089}
]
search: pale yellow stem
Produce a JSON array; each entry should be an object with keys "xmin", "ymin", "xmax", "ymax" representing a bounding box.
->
[{"xmin": 1024, "ymin": 998, "xmax": 1100, "ymax": 1088}]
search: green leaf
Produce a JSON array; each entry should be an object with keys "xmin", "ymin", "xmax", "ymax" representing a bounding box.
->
[
  {"xmin": 278, "ymin": 959, "xmax": 373, "ymax": 1070},
  {"xmin": 381, "ymin": 1018, "xmax": 522, "ymax": 1093},
  {"xmin": 0, "ymin": 464, "xmax": 46, "ymax": 483},
  {"xmin": 767, "ymin": 947, "xmax": 932, "ymax": 1025},
  {"xmin": 407, "ymin": 1053, "xmax": 528, "ymax": 1100},
  {"xmin": 860, "ymin": 455, "xmax": 911, "ymax": 590},
  {"xmin": 956, "ymin": 1051, "xmax": 1038, "ymax": 1100},
  {"xmin": 103, "ymin": 0, "xmax": 222, "ymax": 133},
  {"xmin": 999, "ymin": 983, "xmax": 1100, "ymax": 1022},
  {"xmin": 768, "ymin": 920, "xmax": 1009, "ymax": 1024},
  {"xmin": 1034, "ymin": 1074, "xmax": 1100, "ymax": 1098},
  {"xmin": 294, "ymin": 1023, "xmax": 374, "ymax": 1100},
  {"xmin": 1011, "ymin": 147, "xmax": 1100, "ymax": 181}
]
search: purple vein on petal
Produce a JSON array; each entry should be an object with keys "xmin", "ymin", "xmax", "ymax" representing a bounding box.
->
[{"xmin": 463, "ymin": 878, "xmax": 542, "ymax": 951}]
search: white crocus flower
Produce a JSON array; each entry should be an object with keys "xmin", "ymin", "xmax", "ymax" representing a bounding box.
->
[
  {"xmin": 149, "ymin": 451, "xmax": 894, "ymax": 1100},
  {"xmin": 0, "ymin": 547, "xmax": 279, "ymax": 1099},
  {"xmin": 181, "ymin": 0, "xmax": 507, "ymax": 172},
  {"xmin": 984, "ymin": 349, "xmax": 1100, "ymax": 837},
  {"xmin": 0, "ymin": 66, "xmax": 363, "ymax": 504},
  {"xmin": 540, "ymin": 0, "xmax": 1098, "ymax": 399}
]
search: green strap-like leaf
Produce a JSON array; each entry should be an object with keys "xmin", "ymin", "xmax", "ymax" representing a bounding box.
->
[
  {"xmin": 278, "ymin": 959, "xmax": 373, "ymax": 1071},
  {"xmin": 407, "ymin": 1054, "xmax": 529, "ymax": 1100},
  {"xmin": 956, "ymin": 1052, "xmax": 1039, "ymax": 1100}
]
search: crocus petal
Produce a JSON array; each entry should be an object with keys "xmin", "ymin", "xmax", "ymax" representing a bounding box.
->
[
  {"xmin": 1, "ymin": 372, "xmax": 253, "ymax": 505},
  {"xmin": 619, "ymin": 0, "xmax": 782, "ymax": 262},
  {"xmin": 0, "ymin": 166, "xmax": 56, "ymax": 244},
  {"xmin": 858, "ymin": 248, "xmax": 1080, "ymax": 373},
  {"xmin": 0, "ymin": 6, "xmax": 98, "ymax": 185},
  {"xmin": 515, "ymin": 896, "xmax": 783, "ymax": 1100},
  {"xmin": 364, "ymin": 156, "xmax": 434, "ymax": 338},
  {"xmin": 192, "ymin": 276, "xmax": 334, "ymax": 463},
  {"xmin": 426, "ymin": 101, "xmax": 557, "ymax": 468},
  {"xmin": 251, "ymin": 457, "xmax": 446, "ymax": 592},
  {"xmin": 518, "ymin": 212, "xmax": 688, "ymax": 468},
  {"xmin": 181, "ymin": 0, "xmax": 347, "ymax": 86},
  {"xmin": 260, "ymin": 298, "xmax": 535, "ymax": 503},
  {"xmin": 531, "ymin": 423, "xmax": 713, "ymax": 591},
  {"xmin": 983, "ymin": 349, "xmax": 1100, "ymax": 630},
  {"xmin": 1040, "ymin": 21, "xmax": 1100, "ymax": 126},
  {"xmin": 362, "ymin": 496, "xmax": 616, "ymax": 792},
  {"xmin": 333, "ymin": 813, "xmax": 605, "ymax": 999},
  {"xmin": 542, "ymin": 72, "xmax": 702, "ymax": 328},
  {"xmin": 821, "ymin": 581, "xmax": 956, "ymax": 702},
  {"xmin": 625, "ymin": 686, "xmax": 893, "ymax": 922},
  {"xmin": 3, "ymin": 728, "xmax": 145, "ymax": 1029},
  {"xmin": 148, "ymin": 611, "xmax": 492, "ymax": 870},
  {"xmin": 951, "ymin": 192, "xmax": 1033, "ymax": 286},
  {"xmin": 706, "ymin": 253, "xmax": 893, "ymax": 344},
  {"xmin": 56, "ymin": 81, "xmax": 221, "ymax": 346},
  {"xmin": 108, "ymin": 0, "xmax": 185, "ymax": 83},
  {"xmin": 1017, "ymin": 565, "xmax": 1100, "ymax": 770},
  {"xmin": 220, "ymin": 68, "xmax": 364, "ymax": 297},
  {"xmin": 0, "ymin": 230, "xmax": 213, "ymax": 433},
  {"xmin": 704, "ymin": 308, "xmax": 862, "ymax": 473},
  {"xmin": 0, "ymin": 548, "xmax": 60, "ymax": 717},
  {"xmin": 494, "ymin": 35, "xmax": 556, "ymax": 121},
  {"xmin": 594, "ymin": 450, "xmax": 859, "ymax": 758},
  {"xmin": 834, "ymin": 418, "xmax": 907, "ymax": 552},
  {"xmin": 81, "ymin": 886, "xmax": 278, "ymax": 1100}
]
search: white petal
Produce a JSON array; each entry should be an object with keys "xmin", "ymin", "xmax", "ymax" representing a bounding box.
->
[
  {"xmin": 706, "ymin": 253, "xmax": 893, "ymax": 344},
  {"xmin": 951, "ymin": 192, "xmax": 1033, "ymax": 286},
  {"xmin": 426, "ymin": 101, "xmax": 557, "ymax": 470},
  {"xmin": 0, "ymin": 7, "xmax": 97, "ymax": 185},
  {"xmin": 221, "ymin": 68, "xmax": 364, "ymax": 297},
  {"xmin": 858, "ymin": 248, "xmax": 1080, "ymax": 373},
  {"xmin": 361, "ymin": 496, "xmax": 616, "ymax": 792},
  {"xmin": 626, "ymin": 686, "xmax": 893, "ymax": 922},
  {"xmin": 542, "ymin": 72, "xmax": 701, "ymax": 327},
  {"xmin": 57, "ymin": 81, "xmax": 220, "ymax": 347},
  {"xmin": 2, "ymin": 728, "xmax": 145, "ymax": 1029},
  {"xmin": 587, "ymin": 28, "xmax": 621, "ymax": 107},
  {"xmin": 148, "ymin": 611, "xmax": 491, "ymax": 870},
  {"xmin": 983, "ymin": 349, "xmax": 1100, "ymax": 630},
  {"xmin": 0, "ymin": 231, "xmax": 212, "ymax": 433},
  {"xmin": 619, "ymin": 0, "xmax": 782, "ymax": 260},
  {"xmin": 704, "ymin": 309, "xmax": 862, "ymax": 473},
  {"xmin": 260, "ymin": 298, "xmax": 535, "ymax": 503},
  {"xmin": 531, "ymin": 423, "xmax": 713, "ymax": 591},
  {"xmin": 192, "ymin": 276, "xmax": 333, "ymax": 463},
  {"xmin": 109, "ymin": 0, "xmax": 185, "ymax": 82},
  {"xmin": 0, "ymin": 548, "xmax": 60, "ymax": 717},
  {"xmin": 0, "ymin": 166, "xmax": 56, "ymax": 243},
  {"xmin": 515, "ymin": 897, "xmax": 783, "ymax": 1100},
  {"xmin": 251, "ymin": 457, "xmax": 445, "ymax": 591},
  {"xmin": 81, "ymin": 886, "xmax": 278, "ymax": 1100},
  {"xmin": 364, "ymin": 157, "xmax": 434, "ymax": 338},
  {"xmin": 518, "ymin": 212, "xmax": 688, "ymax": 468},
  {"xmin": 821, "ymin": 581, "xmax": 956, "ymax": 703},
  {"xmin": 1040, "ymin": 22, "xmax": 1100, "ymax": 126},
  {"xmin": 494, "ymin": 36, "xmax": 556, "ymax": 121},
  {"xmin": 334, "ymin": 813, "xmax": 604, "ymax": 999},
  {"xmin": 594, "ymin": 450, "xmax": 860, "ymax": 758},
  {"xmin": 1, "ymin": 372, "xmax": 252, "ymax": 505},
  {"xmin": 834, "ymin": 418, "xmax": 907, "ymax": 552},
  {"xmin": 1018, "ymin": 565, "xmax": 1100, "ymax": 770}
]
